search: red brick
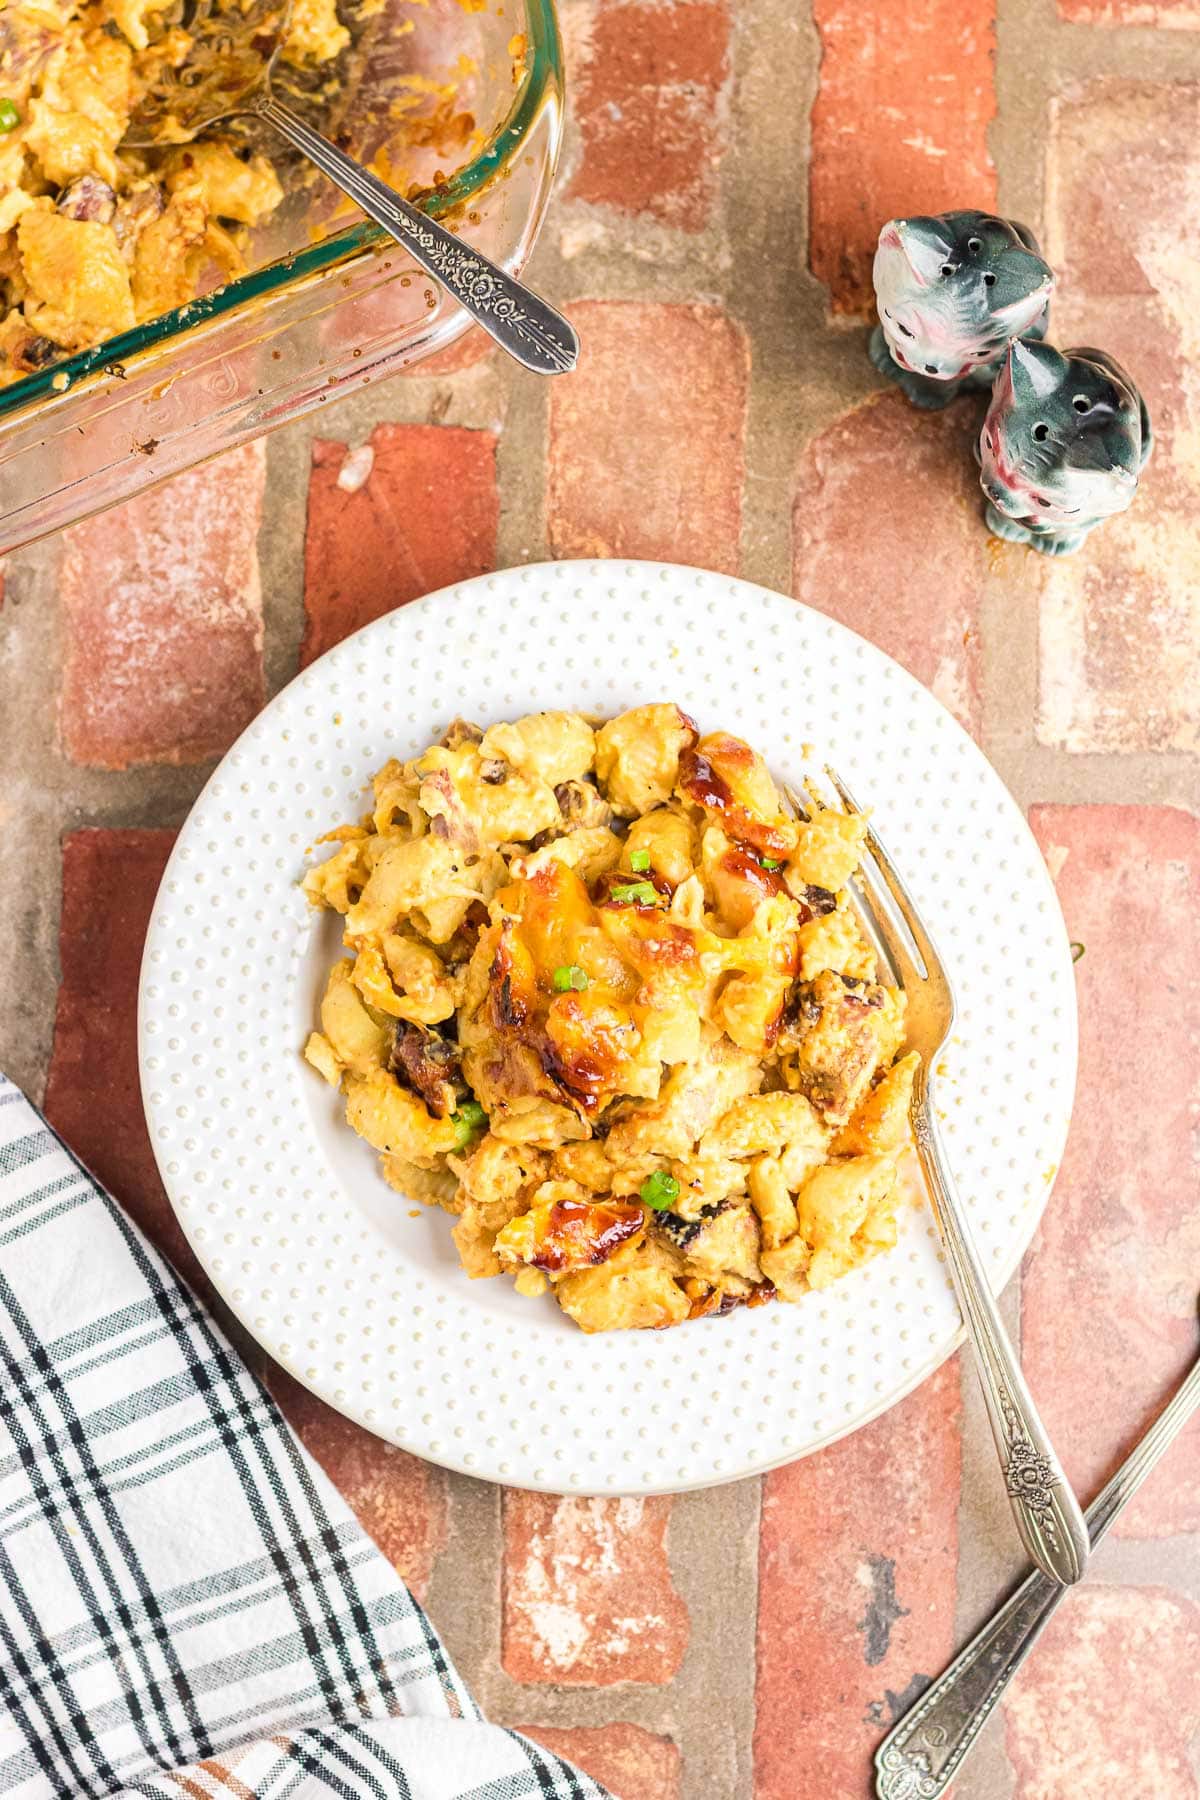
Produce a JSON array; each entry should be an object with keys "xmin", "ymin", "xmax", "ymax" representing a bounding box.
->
[
  {"xmin": 1035, "ymin": 517, "xmax": 1200, "ymax": 754},
  {"xmin": 792, "ymin": 394, "xmax": 984, "ymax": 734},
  {"xmin": 754, "ymin": 1360, "xmax": 962, "ymax": 1798},
  {"xmin": 1038, "ymin": 84, "xmax": 1200, "ymax": 753},
  {"xmin": 59, "ymin": 443, "xmax": 266, "ymax": 769},
  {"xmin": 513, "ymin": 1724, "xmax": 680, "ymax": 1800},
  {"xmin": 1027, "ymin": 807, "xmax": 1200, "ymax": 1537},
  {"xmin": 566, "ymin": 0, "xmax": 731, "ymax": 230},
  {"xmin": 547, "ymin": 301, "xmax": 748, "ymax": 573},
  {"xmin": 300, "ymin": 423, "xmax": 498, "ymax": 666},
  {"xmin": 502, "ymin": 1494, "xmax": 688, "ymax": 1685},
  {"xmin": 1044, "ymin": 82, "xmax": 1200, "ymax": 437},
  {"xmin": 261, "ymin": 1366, "xmax": 446, "ymax": 1599},
  {"xmin": 810, "ymin": 0, "xmax": 997, "ymax": 314},
  {"xmin": 1058, "ymin": 0, "xmax": 1200, "ymax": 22},
  {"xmin": 1004, "ymin": 1586, "xmax": 1200, "ymax": 1798},
  {"xmin": 44, "ymin": 830, "xmax": 205, "ymax": 1286}
]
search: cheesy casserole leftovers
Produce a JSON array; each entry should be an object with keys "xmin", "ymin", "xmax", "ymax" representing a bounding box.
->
[
  {"xmin": 0, "ymin": 0, "xmax": 348, "ymax": 382},
  {"xmin": 303, "ymin": 706, "xmax": 919, "ymax": 1332}
]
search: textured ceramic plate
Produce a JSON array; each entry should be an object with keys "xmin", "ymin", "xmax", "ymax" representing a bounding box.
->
[{"xmin": 139, "ymin": 560, "xmax": 1077, "ymax": 1495}]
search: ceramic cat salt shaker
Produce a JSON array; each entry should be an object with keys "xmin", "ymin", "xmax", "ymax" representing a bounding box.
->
[
  {"xmin": 978, "ymin": 338, "xmax": 1152, "ymax": 555},
  {"xmin": 870, "ymin": 211, "xmax": 1054, "ymax": 409}
]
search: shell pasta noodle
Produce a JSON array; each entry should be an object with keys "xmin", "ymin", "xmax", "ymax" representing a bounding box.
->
[{"xmin": 302, "ymin": 705, "xmax": 921, "ymax": 1333}]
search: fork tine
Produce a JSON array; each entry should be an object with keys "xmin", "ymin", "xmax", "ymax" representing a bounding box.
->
[
  {"xmin": 850, "ymin": 865, "xmax": 923, "ymax": 994},
  {"xmin": 784, "ymin": 781, "xmax": 922, "ymax": 993},
  {"xmin": 850, "ymin": 857, "xmax": 925, "ymax": 992},
  {"xmin": 822, "ymin": 765, "xmax": 943, "ymax": 980}
]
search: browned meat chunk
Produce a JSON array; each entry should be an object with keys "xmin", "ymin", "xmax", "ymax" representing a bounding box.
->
[
  {"xmin": 57, "ymin": 176, "xmax": 117, "ymax": 223},
  {"xmin": 112, "ymin": 183, "xmax": 165, "ymax": 253},
  {"xmin": 655, "ymin": 1199, "xmax": 763, "ymax": 1291},
  {"xmin": 554, "ymin": 778, "xmax": 614, "ymax": 831},
  {"xmin": 780, "ymin": 971, "xmax": 895, "ymax": 1126},
  {"xmin": 390, "ymin": 1023, "xmax": 465, "ymax": 1119}
]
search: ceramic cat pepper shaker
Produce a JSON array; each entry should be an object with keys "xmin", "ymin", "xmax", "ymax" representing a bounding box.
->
[
  {"xmin": 978, "ymin": 338, "xmax": 1152, "ymax": 555},
  {"xmin": 870, "ymin": 211, "xmax": 1054, "ymax": 409}
]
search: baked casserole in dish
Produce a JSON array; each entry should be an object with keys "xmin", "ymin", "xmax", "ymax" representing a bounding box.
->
[
  {"xmin": 0, "ymin": 0, "xmax": 353, "ymax": 377},
  {"xmin": 0, "ymin": 0, "xmax": 563, "ymax": 551}
]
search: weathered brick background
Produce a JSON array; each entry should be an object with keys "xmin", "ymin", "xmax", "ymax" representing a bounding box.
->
[{"xmin": 1, "ymin": 0, "xmax": 1198, "ymax": 1793}]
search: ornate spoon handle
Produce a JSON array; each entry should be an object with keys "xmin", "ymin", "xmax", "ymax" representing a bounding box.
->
[
  {"xmin": 875, "ymin": 1338, "xmax": 1200, "ymax": 1799},
  {"xmin": 912, "ymin": 1102, "xmax": 1090, "ymax": 1585},
  {"xmin": 255, "ymin": 95, "xmax": 579, "ymax": 376}
]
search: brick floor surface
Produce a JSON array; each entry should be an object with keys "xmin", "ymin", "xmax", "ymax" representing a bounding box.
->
[
  {"xmin": 809, "ymin": 0, "xmax": 998, "ymax": 315},
  {"xmin": 302, "ymin": 424, "xmax": 500, "ymax": 665},
  {"xmin": 502, "ymin": 1495, "xmax": 689, "ymax": 1687},
  {"xmin": 566, "ymin": 0, "xmax": 733, "ymax": 229},
  {"xmin": 1, "ymin": 0, "xmax": 1198, "ymax": 1794},
  {"xmin": 755, "ymin": 1362, "xmax": 963, "ymax": 1797},
  {"xmin": 792, "ymin": 395, "xmax": 986, "ymax": 733},
  {"xmin": 546, "ymin": 300, "xmax": 750, "ymax": 570},
  {"xmin": 59, "ymin": 445, "xmax": 267, "ymax": 769}
]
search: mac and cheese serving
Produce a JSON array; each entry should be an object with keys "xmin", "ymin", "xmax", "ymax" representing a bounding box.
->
[{"xmin": 303, "ymin": 706, "xmax": 919, "ymax": 1332}]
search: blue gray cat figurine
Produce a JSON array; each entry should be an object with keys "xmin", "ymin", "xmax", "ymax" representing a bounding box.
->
[
  {"xmin": 870, "ymin": 211, "xmax": 1054, "ymax": 409},
  {"xmin": 978, "ymin": 338, "xmax": 1152, "ymax": 556}
]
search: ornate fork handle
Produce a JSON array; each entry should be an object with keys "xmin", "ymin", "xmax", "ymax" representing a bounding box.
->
[
  {"xmin": 256, "ymin": 96, "xmax": 579, "ymax": 376},
  {"xmin": 912, "ymin": 1096, "xmax": 1089, "ymax": 1586},
  {"xmin": 876, "ymin": 1342, "xmax": 1200, "ymax": 1799}
]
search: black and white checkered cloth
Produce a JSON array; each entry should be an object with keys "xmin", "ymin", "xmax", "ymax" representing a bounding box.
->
[{"xmin": 0, "ymin": 1073, "xmax": 610, "ymax": 1800}]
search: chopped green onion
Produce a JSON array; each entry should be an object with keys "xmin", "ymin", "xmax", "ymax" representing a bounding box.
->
[
  {"xmin": 640, "ymin": 1170, "xmax": 680, "ymax": 1211},
  {"xmin": 629, "ymin": 848, "xmax": 651, "ymax": 874},
  {"xmin": 1070, "ymin": 941, "xmax": 1086, "ymax": 963},
  {"xmin": 450, "ymin": 1098, "xmax": 487, "ymax": 1149},
  {"xmin": 0, "ymin": 100, "xmax": 20, "ymax": 134},
  {"xmin": 553, "ymin": 963, "xmax": 588, "ymax": 992},
  {"xmin": 760, "ymin": 856, "xmax": 782, "ymax": 872},
  {"xmin": 610, "ymin": 880, "xmax": 659, "ymax": 907}
]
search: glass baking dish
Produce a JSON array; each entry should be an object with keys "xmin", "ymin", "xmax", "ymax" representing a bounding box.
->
[{"xmin": 0, "ymin": 0, "xmax": 563, "ymax": 555}]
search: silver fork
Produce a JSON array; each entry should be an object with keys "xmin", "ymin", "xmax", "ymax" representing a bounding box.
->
[{"xmin": 798, "ymin": 768, "xmax": 1090, "ymax": 1587}]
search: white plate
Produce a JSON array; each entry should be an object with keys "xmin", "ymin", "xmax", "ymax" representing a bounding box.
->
[{"xmin": 139, "ymin": 560, "xmax": 1077, "ymax": 1495}]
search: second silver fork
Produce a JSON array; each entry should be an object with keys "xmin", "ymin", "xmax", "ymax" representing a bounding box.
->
[{"xmin": 798, "ymin": 770, "xmax": 1090, "ymax": 1587}]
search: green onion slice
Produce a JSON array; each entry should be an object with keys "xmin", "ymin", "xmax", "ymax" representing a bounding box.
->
[
  {"xmin": 640, "ymin": 1170, "xmax": 679, "ymax": 1211},
  {"xmin": 450, "ymin": 1098, "xmax": 487, "ymax": 1149},
  {"xmin": 629, "ymin": 848, "xmax": 651, "ymax": 873},
  {"xmin": 610, "ymin": 880, "xmax": 659, "ymax": 906},
  {"xmin": 553, "ymin": 963, "xmax": 588, "ymax": 992},
  {"xmin": 760, "ymin": 856, "xmax": 782, "ymax": 872},
  {"xmin": 0, "ymin": 100, "xmax": 20, "ymax": 134}
]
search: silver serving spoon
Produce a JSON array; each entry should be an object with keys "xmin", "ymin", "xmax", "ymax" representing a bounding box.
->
[{"xmin": 125, "ymin": 0, "xmax": 578, "ymax": 375}]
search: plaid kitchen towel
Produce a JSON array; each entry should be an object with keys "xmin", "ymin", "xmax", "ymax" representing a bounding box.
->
[{"xmin": 0, "ymin": 1072, "xmax": 610, "ymax": 1800}]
